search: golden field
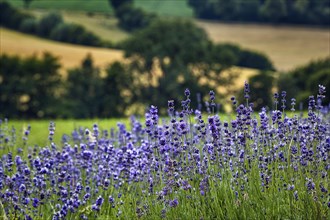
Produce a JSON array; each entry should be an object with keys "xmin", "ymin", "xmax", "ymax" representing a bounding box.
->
[
  {"xmin": 197, "ymin": 20, "xmax": 330, "ymax": 71},
  {"xmin": 0, "ymin": 28, "xmax": 123, "ymax": 72}
]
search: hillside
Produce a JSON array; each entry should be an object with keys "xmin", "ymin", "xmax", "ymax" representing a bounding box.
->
[
  {"xmin": 0, "ymin": 28, "xmax": 123, "ymax": 72},
  {"xmin": 30, "ymin": 11, "xmax": 330, "ymax": 71},
  {"xmin": 1, "ymin": 28, "xmax": 259, "ymax": 101},
  {"xmin": 197, "ymin": 20, "xmax": 330, "ymax": 71},
  {"xmin": 8, "ymin": 1, "xmax": 329, "ymax": 71}
]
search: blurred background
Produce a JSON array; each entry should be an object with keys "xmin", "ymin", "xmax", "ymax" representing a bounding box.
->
[{"xmin": 0, "ymin": 0, "xmax": 329, "ymax": 119}]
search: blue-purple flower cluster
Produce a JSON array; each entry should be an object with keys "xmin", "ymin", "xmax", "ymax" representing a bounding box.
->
[{"xmin": 0, "ymin": 85, "xmax": 329, "ymax": 219}]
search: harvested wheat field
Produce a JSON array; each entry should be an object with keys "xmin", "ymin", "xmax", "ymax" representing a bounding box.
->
[
  {"xmin": 0, "ymin": 28, "xmax": 124, "ymax": 73},
  {"xmin": 197, "ymin": 20, "xmax": 330, "ymax": 71}
]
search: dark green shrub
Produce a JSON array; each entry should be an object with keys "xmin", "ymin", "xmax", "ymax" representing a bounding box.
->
[
  {"xmin": 0, "ymin": 53, "xmax": 62, "ymax": 118},
  {"xmin": 307, "ymin": 68, "xmax": 330, "ymax": 104},
  {"xmin": 77, "ymin": 31, "xmax": 101, "ymax": 46},
  {"xmin": 49, "ymin": 23, "xmax": 71, "ymax": 42},
  {"xmin": 116, "ymin": 4, "xmax": 156, "ymax": 31},
  {"xmin": 188, "ymin": 0, "xmax": 330, "ymax": 26},
  {"xmin": 37, "ymin": 12, "xmax": 63, "ymax": 37},
  {"xmin": 208, "ymin": 43, "xmax": 274, "ymax": 71},
  {"xmin": 19, "ymin": 18, "xmax": 38, "ymax": 34},
  {"xmin": 278, "ymin": 57, "xmax": 330, "ymax": 108},
  {"xmin": 238, "ymin": 50, "xmax": 274, "ymax": 71},
  {"xmin": 209, "ymin": 44, "xmax": 239, "ymax": 68},
  {"xmin": 50, "ymin": 23, "xmax": 101, "ymax": 46},
  {"xmin": 277, "ymin": 73, "xmax": 299, "ymax": 104},
  {"xmin": 108, "ymin": 0, "xmax": 133, "ymax": 10},
  {"xmin": 0, "ymin": 1, "xmax": 33, "ymax": 29}
]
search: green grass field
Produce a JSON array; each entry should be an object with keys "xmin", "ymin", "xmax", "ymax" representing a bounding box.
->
[
  {"xmin": 9, "ymin": 0, "xmax": 114, "ymax": 13},
  {"xmin": 9, "ymin": 0, "xmax": 193, "ymax": 17},
  {"xmin": 0, "ymin": 109, "xmax": 327, "ymax": 219},
  {"xmin": 29, "ymin": 10, "xmax": 130, "ymax": 43},
  {"xmin": 135, "ymin": 0, "xmax": 193, "ymax": 17},
  {"xmin": 4, "ymin": 118, "xmax": 129, "ymax": 149}
]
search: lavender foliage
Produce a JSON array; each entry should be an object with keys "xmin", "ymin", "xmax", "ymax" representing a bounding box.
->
[{"xmin": 0, "ymin": 85, "xmax": 329, "ymax": 219}]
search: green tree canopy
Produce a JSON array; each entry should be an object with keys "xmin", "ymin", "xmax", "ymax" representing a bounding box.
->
[
  {"xmin": 122, "ymin": 19, "xmax": 235, "ymax": 110},
  {"xmin": 102, "ymin": 62, "xmax": 135, "ymax": 117},
  {"xmin": 123, "ymin": 19, "xmax": 211, "ymax": 69},
  {"xmin": 188, "ymin": 0, "xmax": 330, "ymax": 25},
  {"xmin": 259, "ymin": 0, "xmax": 287, "ymax": 22},
  {"xmin": 115, "ymin": 4, "xmax": 156, "ymax": 32},
  {"xmin": 248, "ymin": 71, "xmax": 274, "ymax": 110},
  {"xmin": 23, "ymin": 0, "xmax": 33, "ymax": 9},
  {"xmin": 0, "ymin": 53, "xmax": 62, "ymax": 118},
  {"xmin": 37, "ymin": 11, "xmax": 63, "ymax": 37},
  {"xmin": 108, "ymin": 0, "xmax": 133, "ymax": 10},
  {"xmin": 64, "ymin": 54, "xmax": 104, "ymax": 118},
  {"xmin": 278, "ymin": 57, "xmax": 330, "ymax": 108}
]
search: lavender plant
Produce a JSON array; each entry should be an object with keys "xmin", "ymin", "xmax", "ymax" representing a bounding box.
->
[{"xmin": 0, "ymin": 85, "xmax": 329, "ymax": 219}]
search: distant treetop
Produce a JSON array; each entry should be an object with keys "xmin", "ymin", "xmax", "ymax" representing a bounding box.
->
[{"xmin": 188, "ymin": 0, "xmax": 330, "ymax": 26}]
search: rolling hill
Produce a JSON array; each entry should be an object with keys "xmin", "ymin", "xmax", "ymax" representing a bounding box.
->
[
  {"xmin": 0, "ymin": 28, "xmax": 123, "ymax": 73},
  {"xmin": 197, "ymin": 20, "xmax": 330, "ymax": 71}
]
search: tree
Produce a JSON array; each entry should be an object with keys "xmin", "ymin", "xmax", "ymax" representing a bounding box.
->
[
  {"xmin": 238, "ymin": 50, "xmax": 274, "ymax": 71},
  {"xmin": 307, "ymin": 69, "xmax": 330, "ymax": 105},
  {"xmin": 0, "ymin": 53, "xmax": 62, "ymax": 118},
  {"xmin": 102, "ymin": 62, "xmax": 134, "ymax": 117},
  {"xmin": 237, "ymin": 0, "xmax": 261, "ymax": 21},
  {"xmin": 115, "ymin": 4, "xmax": 156, "ymax": 31},
  {"xmin": 277, "ymin": 57, "xmax": 330, "ymax": 109},
  {"xmin": 64, "ymin": 54, "xmax": 104, "ymax": 118},
  {"xmin": 122, "ymin": 19, "xmax": 234, "ymax": 111},
  {"xmin": 19, "ymin": 18, "xmax": 37, "ymax": 34},
  {"xmin": 188, "ymin": 0, "xmax": 329, "ymax": 26},
  {"xmin": 212, "ymin": 0, "xmax": 240, "ymax": 20},
  {"xmin": 188, "ymin": 0, "xmax": 241, "ymax": 20},
  {"xmin": 108, "ymin": 0, "xmax": 132, "ymax": 10},
  {"xmin": 50, "ymin": 23, "xmax": 101, "ymax": 46},
  {"xmin": 37, "ymin": 12, "xmax": 63, "ymax": 37},
  {"xmin": 259, "ymin": 0, "xmax": 288, "ymax": 23},
  {"xmin": 23, "ymin": 0, "xmax": 33, "ymax": 9},
  {"xmin": 248, "ymin": 71, "xmax": 274, "ymax": 110},
  {"xmin": 277, "ymin": 73, "xmax": 299, "ymax": 107},
  {"xmin": 0, "ymin": 1, "xmax": 34, "ymax": 29}
]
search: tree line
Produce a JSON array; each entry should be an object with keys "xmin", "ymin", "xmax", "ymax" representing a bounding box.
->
[
  {"xmin": 188, "ymin": 0, "xmax": 330, "ymax": 26},
  {"xmin": 277, "ymin": 57, "xmax": 330, "ymax": 108},
  {"xmin": 2, "ymin": 0, "xmax": 328, "ymax": 118},
  {"xmin": 1, "ymin": 15, "xmax": 277, "ymax": 118},
  {"xmin": 0, "ymin": 1, "xmax": 111, "ymax": 47},
  {"xmin": 0, "ymin": 53, "xmax": 125, "ymax": 118},
  {"xmin": 1, "ymin": 51, "xmax": 328, "ymax": 119},
  {"xmin": 239, "ymin": 57, "xmax": 330, "ymax": 111}
]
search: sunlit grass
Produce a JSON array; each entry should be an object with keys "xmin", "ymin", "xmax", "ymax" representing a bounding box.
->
[{"xmin": 7, "ymin": 118, "xmax": 129, "ymax": 147}]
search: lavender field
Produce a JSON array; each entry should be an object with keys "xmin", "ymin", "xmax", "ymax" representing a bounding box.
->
[{"xmin": 0, "ymin": 84, "xmax": 329, "ymax": 219}]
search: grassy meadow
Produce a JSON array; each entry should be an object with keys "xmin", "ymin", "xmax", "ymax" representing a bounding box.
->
[
  {"xmin": 1, "ymin": 99, "xmax": 329, "ymax": 219},
  {"xmin": 2, "ymin": 118, "xmax": 129, "ymax": 150},
  {"xmin": 8, "ymin": 0, "xmax": 114, "ymax": 14},
  {"xmin": 134, "ymin": 0, "xmax": 193, "ymax": 17},
  {"xmin": 10, "ymin": 0, "xmax": 193, "ymax": 17},
  {"xmin": 28, "ymin": 10, "xmax": 130, "ymax": 43},
  {"xmin": 1, "ymin": 2, "xmax": 329, "ymax": 219}
]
